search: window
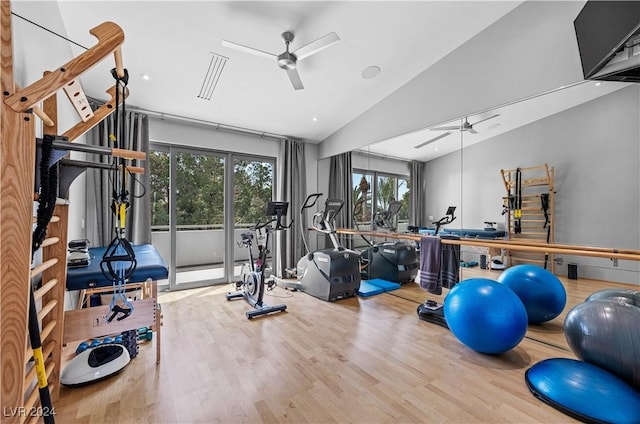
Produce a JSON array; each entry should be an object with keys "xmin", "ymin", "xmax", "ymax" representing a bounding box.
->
[{"xmin": 353, "ymin": 170, "xmax": 409, "ymax": 232}]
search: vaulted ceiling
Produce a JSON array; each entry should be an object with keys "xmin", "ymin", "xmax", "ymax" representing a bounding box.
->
[{"xmin": 12, "ymin": 1, "xmax": 627, "ymax": 161}]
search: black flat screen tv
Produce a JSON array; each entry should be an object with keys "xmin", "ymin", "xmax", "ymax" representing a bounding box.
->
[{"xmin": 574, "ymin": 1, "xmax": 640, "ymax": 80}]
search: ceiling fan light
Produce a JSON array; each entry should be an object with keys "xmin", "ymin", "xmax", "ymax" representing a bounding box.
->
[{"xmin": 277, "ymin": 52, "xmax": 297, "ymax": 70}]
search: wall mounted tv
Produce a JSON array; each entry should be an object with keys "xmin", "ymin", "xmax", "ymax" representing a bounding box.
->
[{"xmin": 574, "ymin": 1, "xmax": 640, "ymax": 82}]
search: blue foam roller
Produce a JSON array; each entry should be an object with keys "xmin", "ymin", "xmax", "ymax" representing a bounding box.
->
[
  {"xmin": 526, "ymin": 358, "xmax": 640, "ymax": 424},
  {"xmin": 367, "ymin": 278, "xmax": 401, "ymax": 292},
  {"xmin": 357, "ymin": 281, "xmax": 384, "ymax": 297}
]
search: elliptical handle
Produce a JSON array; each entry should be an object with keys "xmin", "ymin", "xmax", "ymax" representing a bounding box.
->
[{"xmin": 301, "ymin": 193, "xmax": 322, "ymax": 211}]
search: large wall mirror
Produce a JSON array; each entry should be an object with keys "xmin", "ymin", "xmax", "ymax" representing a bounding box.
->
[
  {"xmin": 365, "ymin": 79, "xmax": 639, "ymax": 284},
  {"xmin": 359, "ymin": 79, "xmax": 639, "ymax": 350}
]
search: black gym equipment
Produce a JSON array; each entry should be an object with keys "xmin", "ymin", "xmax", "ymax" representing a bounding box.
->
[
  {"xmin": 432, "ymin": 206, "xmax": 457, "ymax": 235},
  {"xmin": 359, "ymin": 199, "xmax": 419, "ymax": 284},
  {"xmin": 417, "ymin": 299, "xmax": 448, "ymax": 328},
  {"xmin": 415, "ymin": 206, "xmax": 457, "ymax": 328},
  {"xmin": 277, "ymin": 194, "xmax": 361, "ymax": 302},
  {"xmin": 226, "ymin": 201, "xmax": 291, "ymax": 319}
]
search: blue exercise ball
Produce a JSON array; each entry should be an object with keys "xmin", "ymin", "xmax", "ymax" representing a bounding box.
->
[
  {"xmin": 497, "ymin": 264, "xmax": 566, "ymax": 323},
  {"xmin": 564, "ymin": 299, "xmax": 640, "ymax": 390},
  {"xmin": 444, "ymin": 278, "xmax": 528, "ymax": 354}
]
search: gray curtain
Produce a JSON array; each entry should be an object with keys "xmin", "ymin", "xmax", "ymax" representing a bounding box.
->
[
  {"xmin": 409, "ymin": 160, "xmax": 427, "ymax": 228},
  {"xmin": 275, "ymin": 139, "xmax": 306, "ymax": 277},
  {"xmin": 86, "ymin": 102, "xmax": 151, "ymax": 247},
  {"xmin": 328, "ymin": 152, "xmax": 354, "ymax": 249}
]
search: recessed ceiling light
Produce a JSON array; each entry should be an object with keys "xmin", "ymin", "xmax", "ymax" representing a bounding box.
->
[
  {"xmin": 595, "ymin": 82, "xmax": 602, "ymax": 86},
  {"xmin": 434, "ymin": 148, "xmax": 439, "ymax": 152},
  {"xmin": 139, "ymin": 73, "xmax": 150, "ymax": 80},
  {"xmin": 312, "ymin": 116, "xmax": 319, "ymax": 122},
  {"xmin": 361, "ymin": 65, "xmax": 381, "ymax": 80}
]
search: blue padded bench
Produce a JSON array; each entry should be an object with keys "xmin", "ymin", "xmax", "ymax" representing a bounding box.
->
[
  {"xmin": 418, "ymin": 228, "xmax": 506, "ymax": 239},
  {"xmin": 66, "ymin": 244, "xmax": 168, "ymax": 292}
]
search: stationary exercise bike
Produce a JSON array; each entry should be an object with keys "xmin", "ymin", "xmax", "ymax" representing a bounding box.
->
[
  {"xmin": 416, "ymin": 206, "xmax": 457, "ymax": 328},
  {"xmin": 276, "ymin": 194, "xmax": 361, "ymax": 301},
  {"xmin": 359, "ymin": 199, "xmax": 419, "ymax": 283},
  {"xmin": 432, "ymin": 206, "xmax": 456, "ymax": 235},
  {"xmin": 226, "ymin": 201, "xmax": 291, "ymax": 319}
]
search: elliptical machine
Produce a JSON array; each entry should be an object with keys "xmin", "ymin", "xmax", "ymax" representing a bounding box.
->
[
  {"xmin": 226, "ymin": 201, "xmax": 291, "ymax": 319},
  {"xmin": 278, "ymin": 193, "xmax": 361, "ymax": 302},
  {"xmin": 359, "ymin": 199, "xmax": 419, "ymax": 284}
]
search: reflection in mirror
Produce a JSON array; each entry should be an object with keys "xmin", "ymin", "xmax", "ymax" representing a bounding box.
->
[{"xmin": 360, "ymin": 79, "xmax": 639, "ymax": 350}]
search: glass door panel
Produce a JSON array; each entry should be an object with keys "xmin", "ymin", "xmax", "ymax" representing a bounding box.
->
[
  {"xmin": 149, "ymin": 149, "xmax": 170, "ymax": 290},
  {"xmin": 231, "ymin": 158, "xmax": 274, "ymax": 281},
  {"xmin": 173, "ymin": 149, "xmax": 226, "ymax": 288}
]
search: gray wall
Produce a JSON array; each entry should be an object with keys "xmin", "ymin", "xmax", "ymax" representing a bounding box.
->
[{"xmin": 426, "ymin": 85, "xmax": 640, "ymax": 284}]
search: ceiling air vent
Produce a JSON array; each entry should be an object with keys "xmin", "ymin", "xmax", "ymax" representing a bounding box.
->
[{"xmin": 197, "ymin": 52, "xmax": 228, "ymax": 100}]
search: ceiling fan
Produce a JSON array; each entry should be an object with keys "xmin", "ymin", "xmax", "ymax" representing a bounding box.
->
[
  {"xmin": 222, "ymin": 31, "xmax": 340, "ymax": 90},
  {"xmin": 430, "ymin": 114, "xmax": 501, "ymax": 134},
  {"xmin": 414, "ymin": 114, "xmax": 500, "ymax": 149}
]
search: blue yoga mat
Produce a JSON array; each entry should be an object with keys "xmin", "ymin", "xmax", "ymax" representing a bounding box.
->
[
  {"xmin": 367, "ymin": 278, "xmax": 401, "ymax": 292},
  {"xmin": 357, "ymin": 280, "xmax": 385, "ymax": 297}
]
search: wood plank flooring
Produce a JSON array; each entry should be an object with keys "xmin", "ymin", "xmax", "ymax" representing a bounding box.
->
[{"xmin": 54, "ymin": 272, "xmax": 637, "ymax": 423}]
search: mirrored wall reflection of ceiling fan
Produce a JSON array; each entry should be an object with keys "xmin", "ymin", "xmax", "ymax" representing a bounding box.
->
[
  {"xmin": 222, "ymin": 31, "xmax": 340, "ymax": 90},
  {"xmin": 414, "ymin": 114, "xmax": 500, "ymax": 149}
]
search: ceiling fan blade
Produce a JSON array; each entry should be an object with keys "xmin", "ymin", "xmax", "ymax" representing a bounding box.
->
[
  {"xmin": 471, "ymin": 113, "xmax": 500, "ymax": 126},
  {"xmin": 430, "ymin": 125, "xmax": 460, "ymax": 131},
  {"xmin": 221, "ymin": 40, "xmax": 276, "ymax": 60},
  {"xmin": 293, "ymin": 32, "xmax": 341, "ymax": 60},
  {"xmin": 286, "ymin": 68, "xmax": 304, "ymax": 90},
  {"xmin": 414, "ymin": 132, "xmax": 452, "ymax": 149}
]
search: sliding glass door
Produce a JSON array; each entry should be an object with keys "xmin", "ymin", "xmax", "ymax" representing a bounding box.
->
[
  {"xmin": 231, "ymin": 157, "xmax": 274, "ymax": 281},
  {"xmin": 149, "ymin": 144, "xmax": 274, "ymax": 290}
]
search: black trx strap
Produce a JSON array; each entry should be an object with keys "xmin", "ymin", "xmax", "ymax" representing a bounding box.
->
[
  {"xmin": 541, "ymin": 193, "xmax": 550, "ymax": 229},
  {"xmin": 514, "ymin": 168, "xmax": 522, "ymax": 234},
  {"xmin": 541, "ymin": 192, "xmax": 551, "ymax": 269},
  {"xmin": 100, "ymin": 66, "xmax": 136, "ymax": 321}
]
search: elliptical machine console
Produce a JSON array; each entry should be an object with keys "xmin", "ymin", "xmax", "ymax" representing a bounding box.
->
[{"xmin": 282, "ymin": 193, "xmax": 361, "ymax": 302}]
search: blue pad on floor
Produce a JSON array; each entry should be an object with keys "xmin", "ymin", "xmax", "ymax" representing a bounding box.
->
[
  {"xmin": 368, "ymin": 278, "xmax": 401, "ymax": 292},
  {"xmin": 525, "ymin": 358, "xmax": 640, "ymax": 424},
  {"xmin": 357, "ymin": 280, "xmax": 385, "ymax": 297}
]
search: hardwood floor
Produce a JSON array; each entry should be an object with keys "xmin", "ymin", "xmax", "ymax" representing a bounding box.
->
[{"xmin": 55, "ymin": 273, "xmax": 635, "ymax": 423}]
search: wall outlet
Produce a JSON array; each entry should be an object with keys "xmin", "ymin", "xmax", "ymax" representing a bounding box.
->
[
  {"xmin": 555, "ymin": 257, "xmax": 563, "ymax": 265},
  {"xmin": 612, "ymin": 258, "xmax": 619, "ymax": 267}
]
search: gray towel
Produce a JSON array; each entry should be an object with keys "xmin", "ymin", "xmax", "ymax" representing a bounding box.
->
[
  {"xmin": 439, "ymin": 235, "xmax": 460, "ymax": 289},
  {"xmin": 419, "ymin": 236, "xmax": 442, "ymax": 294}
]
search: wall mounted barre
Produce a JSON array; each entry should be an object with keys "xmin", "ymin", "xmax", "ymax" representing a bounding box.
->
[
  {"xmin": 336, "ymin": 228, "xmax": 640, "ymax": 262},
  {"xmin": 4, "ymin": 21, "xmax": 125, "ymax": 113}
]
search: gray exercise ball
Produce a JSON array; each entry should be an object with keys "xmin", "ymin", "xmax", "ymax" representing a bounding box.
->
[
  {"xmin": 585, "ymin": 288, "xmax": 640, "ymax": 306},
  {"xmin": 564, "ymin": 299, "xmax": 640, "ymax": 389}
]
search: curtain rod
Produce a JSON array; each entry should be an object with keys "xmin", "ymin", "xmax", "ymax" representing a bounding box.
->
[
  {"xmin": 134, "ymin": 108, "xmax": 296, "ymax": 142},
  {"xmin": 88, "ymin": 95, "xmax": 297, "ymax": 143}
]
